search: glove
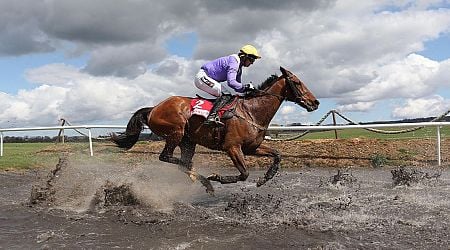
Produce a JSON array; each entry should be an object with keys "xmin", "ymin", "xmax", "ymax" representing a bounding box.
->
[{"xmin": 244, "ymin": 83, "xmax": 255, "ymax": 91}]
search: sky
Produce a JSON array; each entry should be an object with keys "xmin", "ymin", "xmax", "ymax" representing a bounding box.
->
[{"xmin": 1, "ymin": 0, "xmax": 450, "ymax": 132}]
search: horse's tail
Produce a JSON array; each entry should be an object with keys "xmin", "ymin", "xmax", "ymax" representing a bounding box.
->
[{"xmin": 111, "ymin": 107, "xmax": 153, "ymax": 149}]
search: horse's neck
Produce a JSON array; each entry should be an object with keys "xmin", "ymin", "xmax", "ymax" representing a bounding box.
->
[{"xmin": 241, "ymin": 94, "xmax": 283, "ymax": 127}]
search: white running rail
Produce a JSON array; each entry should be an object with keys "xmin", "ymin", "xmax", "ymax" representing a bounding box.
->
[
  {"xmin": 0, "ymin": 125, "xmax": 126, "ymax": 157},
  {"xmin": 1, "ymin": 122, "xmax": 449, "ymax": 165}
]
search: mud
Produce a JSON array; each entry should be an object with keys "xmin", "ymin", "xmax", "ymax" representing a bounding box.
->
[{"xmin": 1, "ymin": 157, "xmax": 450, "ymax": 249}]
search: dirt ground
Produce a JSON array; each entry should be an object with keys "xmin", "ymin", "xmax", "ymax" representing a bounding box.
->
[
  {"xmin": 126, "ymin": 138, "xmax": 450, "ymax": 169},
  {"xmin": 1, "ymin": 138, "xmax": 450, "ymax": 249}
]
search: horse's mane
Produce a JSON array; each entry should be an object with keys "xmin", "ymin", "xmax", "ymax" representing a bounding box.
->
[{"xmin": 257, "ymin": 74, "xmax": 279, "ymax": 90}]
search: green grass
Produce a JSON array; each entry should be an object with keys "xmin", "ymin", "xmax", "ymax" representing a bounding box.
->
[
  {"xmin": 0, "ymin": 142, "xmax": 103, "ymax": 170},
  {"xmin": 270, "ymin": 126, "xmax": 450, "ymax": 140},
  {"xmin": 0, "ymin": 143, "xmax": 59, "ymax": 170},
  {"xmin": 0, "ymin": 141, "xmax": 129, "ymax": 171}
]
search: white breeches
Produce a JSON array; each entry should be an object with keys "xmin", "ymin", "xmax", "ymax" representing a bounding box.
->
[{"xmin": 194, "ymin": 69, "xmax": 222, "ymax": 97}]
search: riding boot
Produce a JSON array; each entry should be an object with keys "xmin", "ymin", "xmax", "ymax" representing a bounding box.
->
[{"xmin": 204, "ymin": 95, "xmax": 231, "ymax": 127}]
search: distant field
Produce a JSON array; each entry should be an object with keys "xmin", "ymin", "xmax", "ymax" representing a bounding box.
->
[
  {"xmin": 0, "ymin": 142, "xmax": 105, "ymax": 170},
  {"xmin": 270, "ymin": 126, "xmax": 450, "ymax": 140},
  {"xmin": 0, "ymin": 143, "xmax": 59, "ymax": 170},
  {"xmin": 0, "ymin": 141, "xmax": 153, "ymax": 170}
]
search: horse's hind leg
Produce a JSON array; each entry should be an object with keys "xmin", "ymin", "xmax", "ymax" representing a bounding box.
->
[
  {"xmin": 160, "ymin": 135, "xmax": 214, "ymax": 194},
  {"xmin": 179, "ymin": 137, "xmax": 214, "ymax": 194},
  {"xmin": 159, "ymin": 134, "xmax": 183, "ymax": 165}
]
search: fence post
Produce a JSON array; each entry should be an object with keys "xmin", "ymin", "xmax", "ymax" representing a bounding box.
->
[
  {"xmin": 88, "ymin": 128, "xmax": 93, "ymax": 156},
  {"xmin": 58, "ymin": 119, "xmax": 65, "ymax": 143},
  {"xmin": 437, "ymin": 126, "xmax": 441, "ymax": 166},
  {"xmin": 1, "ymin": 132, "xmax": 3, "ymax": 157},
  {"xmin": 332, "ymin": 110, "xmax": 338, "ymax": 139}
]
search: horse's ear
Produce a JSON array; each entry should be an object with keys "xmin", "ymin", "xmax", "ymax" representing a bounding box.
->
[{"xmin": 280, "ymin": 66, "xmax": 288, "ymax": 76}]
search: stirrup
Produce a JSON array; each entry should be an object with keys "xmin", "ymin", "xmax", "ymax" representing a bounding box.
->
[{"xmin": 204, "ymin": 117, "xmax": 224, "ymax": 127}]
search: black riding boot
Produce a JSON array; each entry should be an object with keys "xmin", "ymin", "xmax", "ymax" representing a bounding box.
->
[{"xmin": 205, "ymin": 95, "xmax": 232, "ymax": 127}]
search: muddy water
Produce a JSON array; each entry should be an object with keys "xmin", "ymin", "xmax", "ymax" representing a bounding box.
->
[{"xmin": 0, "ymin": 160, "xmax": 449, "ymax": 249}]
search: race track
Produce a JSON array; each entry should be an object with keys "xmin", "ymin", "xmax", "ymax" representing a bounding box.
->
[{"xmin": 0, "ymin": 157, "xmax": 449, "ymax": 249}]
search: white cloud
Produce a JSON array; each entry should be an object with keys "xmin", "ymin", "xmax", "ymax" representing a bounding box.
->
[
  {"xmin": 273, "ymin": 105, "xmax": 310, "ymax": 125},
  {"xmin": 392, "ymin": 95, "xmax": 450, "ymax": 119},
  {"xmin": 0, "ymin": 85, "xmax": 68, "ymax": 126},
  {"xmin": 343, "ymin": 54, "xmax": 442, "ymax": 103},
  {"xmin": 337, "ymin": 101, "xmax": 375, "ymax": 112},
  {"xmin": 280, "ymin": 105, "xmax": 296, "ymax": 115},
  {"xmin": 25, "ymin": 64, "xmax": 87, "ymax": 86},
  {"xmin": 429, "ymin": 58, "xmax": 450, "ymax": 86},
  {"xmin": 0, "ymin": 56, "xmax": 198, "ymax": 126}
]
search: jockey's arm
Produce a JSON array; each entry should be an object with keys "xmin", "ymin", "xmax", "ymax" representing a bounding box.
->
[{"xmin": 226, "ymin": 66, "xmax": 245, "ymax": 93}]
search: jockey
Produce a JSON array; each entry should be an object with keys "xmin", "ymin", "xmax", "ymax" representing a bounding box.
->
[{"xmin": 194, "ymin": 44, "xmax": 261, "ymax": 126}]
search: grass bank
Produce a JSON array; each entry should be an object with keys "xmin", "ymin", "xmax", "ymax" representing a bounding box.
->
[
  {"xmin": 0, "ymin": 141, "xmax": 156, "ymax": 171},
  {"xmin": 0, "ymin": 143, "xmax": 60, "ymax": 170}
]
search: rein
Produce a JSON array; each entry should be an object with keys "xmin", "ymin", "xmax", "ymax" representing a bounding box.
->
[
  {"xmin": 235, "ymin": 75, "xmax": 305, "ymax": 131},
  {"xmin": 234, "ymin": 112, "xmax": 267, "ymax": 131},
  {"xmin": 249, "ymin": 88, "xmax": 285, "ymax": 101},
  {"xmin": 251, "ymin": 75, "xmax": 305, "ymax": 103}
]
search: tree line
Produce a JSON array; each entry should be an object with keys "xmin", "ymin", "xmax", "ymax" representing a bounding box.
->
[
  {"xmin": 2, "ymin": 136, "xmax": 91, "ymax": 143},
  {"xmin": 2, "ymin": 133, "xmax": 161, "ymax": 143}
]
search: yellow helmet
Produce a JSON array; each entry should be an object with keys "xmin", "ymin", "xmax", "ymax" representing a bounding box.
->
[{"xmin": 240, "ymin": 44, "xmax": 261, "ymax": 59}]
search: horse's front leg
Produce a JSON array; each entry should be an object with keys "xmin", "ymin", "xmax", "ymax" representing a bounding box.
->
[
  {"xmin": 208, "ymin": 145, "xmax": 249, "ymax": 184},
  {"xmin": 251, "ymin": 144, "xmax": 281, "ymax": 187}
]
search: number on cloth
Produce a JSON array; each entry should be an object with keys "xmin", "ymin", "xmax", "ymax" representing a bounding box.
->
[{"xmin": 193, "ymin": 100, "xmax": 205, "ymax": 109}]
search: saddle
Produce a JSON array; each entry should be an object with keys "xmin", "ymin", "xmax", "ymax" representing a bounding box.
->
[{"xmin": 190, "ymin": 95, "xmax": 238, "ymax": 120}]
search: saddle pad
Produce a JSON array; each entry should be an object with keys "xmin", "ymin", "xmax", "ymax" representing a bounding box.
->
[
  {"xmin": 190, "ymin": 99, "xmax": 213, "ymax": 118},
  {"xmin": 190, "ymin": 97, "xmax": 237, "ymax": 118}
]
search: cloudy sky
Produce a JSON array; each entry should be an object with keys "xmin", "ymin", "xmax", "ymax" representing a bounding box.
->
[{"xmin": 1, "ymin": 0, "xmax": 450, "ymax": 130}]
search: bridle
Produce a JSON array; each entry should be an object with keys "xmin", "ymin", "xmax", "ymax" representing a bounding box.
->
[
  {"xmin": 238, "ymin": 74, "xmax": 310, "ymax": 131},
  {"xmin": 250, "ymin": 74, "xmax": 306, "ymax": 105},
  {"xmin": 284, "ymin": 75, "xmax": 306, "ymax": 104}
]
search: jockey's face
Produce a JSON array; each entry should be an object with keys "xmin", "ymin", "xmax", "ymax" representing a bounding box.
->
[{"xmin": 243, "ymin": 56, "xmax": 255, "ymax": 67}]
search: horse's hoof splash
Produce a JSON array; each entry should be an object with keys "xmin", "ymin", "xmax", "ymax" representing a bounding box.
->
[
  {"xmin": 207, "ymin": 173, "xmax": 220, "ymax": 182},
  {"xmin": 201, "ymin": 178, "xmax": 215, "ymax": 196},
  {"xmin": 187, "ymin": 172, "xmax": 198, "ymax": 182},
  {"xmin": 188, "ymin": 171, "xmax": 215, "ymax": 195}
]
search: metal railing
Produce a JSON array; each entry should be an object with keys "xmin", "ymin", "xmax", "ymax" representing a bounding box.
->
[
  {"xmin": 0, "ymin": 125, "xmax": 126, "ymax": 157},
  {"xmin": 1, "ymin": 122, "xmax": 449, "ymax": 165}
]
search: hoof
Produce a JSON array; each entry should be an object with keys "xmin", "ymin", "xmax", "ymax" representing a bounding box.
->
[
  {"xmin": 190, "ymin": 172, "xmax": 215, "ymax": 195},
  {"xmin": 256, "ymin": 177, "xmax": 267, "ymax": 187},
  {"xmin": 205, "ymin": 187, "xmax": 215, "ymax": 196},
  {"xmin": 198, "ymin": 176, "xmax": 215, "ymax": 195},
  {"xmin": 207, "ymin": 173, "xmax": 220, "ymax": 182},
  {"xmin": 187, "ymin": 171, "xmax": 198, "ymax": 182},
  {"xmin": 185, "ymin": 171, "xmax": 215, "ymax": 195}
]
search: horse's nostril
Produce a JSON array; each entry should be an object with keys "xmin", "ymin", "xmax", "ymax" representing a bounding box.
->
[{"xmin": 315, "ymin": 100, "xmax": 320, "ymax": 105}]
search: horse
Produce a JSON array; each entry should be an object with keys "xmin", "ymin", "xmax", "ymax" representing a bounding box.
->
[{"xmin": 112, "ymin": 67, "xmax": 319, "ymax": 194}]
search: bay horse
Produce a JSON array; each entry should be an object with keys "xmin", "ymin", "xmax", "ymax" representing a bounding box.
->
[{"xmin": 112, "ymin": 67, "xmax": 319, "ymax": 194}]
